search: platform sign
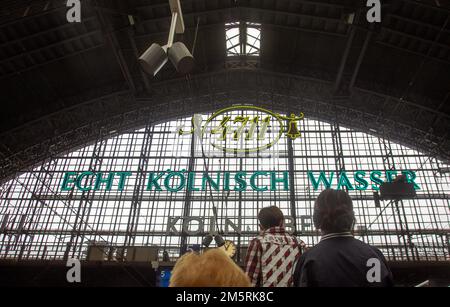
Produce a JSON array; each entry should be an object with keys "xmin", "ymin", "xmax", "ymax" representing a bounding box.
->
[{"xmin": 159, "ymin": 269, "xmax": 172, "ymax": 287}]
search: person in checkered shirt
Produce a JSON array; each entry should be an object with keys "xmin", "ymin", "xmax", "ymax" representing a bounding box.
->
[{"xmin": 244, "ymin": 206, "xmax": 304, "ymax": 287}]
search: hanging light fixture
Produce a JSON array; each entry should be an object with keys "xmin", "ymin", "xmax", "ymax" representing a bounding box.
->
[
  {"xmin": 168, "ymin": 42, "xmax": 194, "ymax": 74},
  {"xmin": 202, "ymin": 234, "xmax": 213, "ymax": 247},
  {"xmin": 138, "ymin": 0, "xmax": 194, "ymax": 76},
  {"xmin": 214, "ymin": 234, "xmax": 225, "ymax": 247},
  {"xmin": 138, "ymin": 43, "xmax": 168, "ymax": 76},
  {"xmin": 202, "ymin": 234, "xmax": 225, "ymax": 248}
]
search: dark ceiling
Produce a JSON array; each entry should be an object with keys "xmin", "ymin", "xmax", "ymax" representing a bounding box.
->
[{"xmin": 0, "ymin": 0, "xmax": 450, "ymax": 181}]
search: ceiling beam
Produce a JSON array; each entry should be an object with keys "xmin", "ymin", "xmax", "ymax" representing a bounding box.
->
[
  {"xmin": 349, "ymin": 29, "xmax": 373, "ymax": 90},
  {"xmin": 0, "ymin": 30, "xmax": 101, "ymax": 66},
  {"xmin": 0, "ymin": 16, "xmax": 97, "ymax": 49},
  {"xmin": 381, "ymin": 27, "xmax": 450, "ymax": 54},
  {"xmin": 334, "ymin": 26, "xmax": 356, "ymax": 94},
  {"xmin": 95, "ymin": 7, "xmax": 136, "ymax": 93},
  {"xmin": 127, "ymin": 28, "xmax": 151, "ymax": 94},
  {"xmin": 375, "ymin": 40, "xmax": 450, "ymax": 65},
  {"xmin": 388, "ymin": 14, "xmax": 450, "ymax": 35},
  {"xmin": 1, "ymin": 69, "xmax": 449, "ymax": 186},
  {"xmin": 0, "ymin": 1, "xmax": 67, "ymax": 29},
  {"xmin": 0, "ymin": 43, "xmax": 104, "ymax": 79}
]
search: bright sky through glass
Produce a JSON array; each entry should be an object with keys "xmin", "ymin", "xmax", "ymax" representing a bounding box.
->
[
  {"xmin": 226, "ymin": 22, "xmax": 261, "ymax": 56},
  {"xmin": 0, "ymin": 112, "xmax": 449, "ymax": 261}
]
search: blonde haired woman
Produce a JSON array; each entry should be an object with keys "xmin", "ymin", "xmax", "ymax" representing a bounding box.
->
[{"xmin": 170, "ymin": 248, "xmax": 252, "ymax": 287}]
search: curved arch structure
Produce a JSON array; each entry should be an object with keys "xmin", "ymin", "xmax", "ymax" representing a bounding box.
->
[
  {"xmin": 1, "ymin": 70, "xmax": 449, "ymax": 185},
  {"xmin": 0, "ymin": 107, "xmax": 448, "ymax": 262}
]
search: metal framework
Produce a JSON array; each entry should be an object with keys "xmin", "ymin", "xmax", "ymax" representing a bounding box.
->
[
  {"xmin": 0, "ymin": 0, "xmax": 449, "ymax": 265},
  {"xmin": 1, "ymin": 0, "xmax": 449, "ymax": 181},
  {"xmin": 226, "ymin": 22, "xmax": 261, "ymax": 56},
  {"xmin": 0, "ymin": 109, "xmax": 449, "ymax": 262},
  {"xmin": 1, "ymin": 69, "xmax": 449, "ymax": 185}
]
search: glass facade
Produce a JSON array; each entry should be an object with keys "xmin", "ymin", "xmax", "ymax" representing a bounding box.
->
[{"xmin": 0, "ymin": 110, "xmax": 449, "ymax": 262}]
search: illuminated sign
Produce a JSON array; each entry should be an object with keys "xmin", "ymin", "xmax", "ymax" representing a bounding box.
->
[
  {"xmin": 60, "ymin": 170, "xmax": 420, "ymax": 192},
  {"xmin": 59, "ymin": 106, "xmax": 421, "ymax": 193},
  {"xmin": 60, "ymin": 171, "xmax": 289, "ymax": 192},
  {"xmin": 178, "ymin": 106, "xmax": 304, "ymax": 154},
  {"xmin": 308, "ymin": 170, "xmax": 420, "ymax": 191}
]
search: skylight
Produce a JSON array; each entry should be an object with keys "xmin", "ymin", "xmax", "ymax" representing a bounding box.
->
[{"xmin": 225, "ymin": 22, "xmax": 261, "ymax": 56}]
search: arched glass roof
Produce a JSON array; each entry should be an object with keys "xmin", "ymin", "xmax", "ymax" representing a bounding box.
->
[{"xmin": 0, "ymin": 110, "xmax": 449, "ymax": 262}]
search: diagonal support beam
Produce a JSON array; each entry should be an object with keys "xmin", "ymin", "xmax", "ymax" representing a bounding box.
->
[
  {"xmin": 127, "ymin": 28, "xmax": 151, "ymax": 94},
  {"xmin": 334, "ymin": 26, "xmax": 356, "ymax": 94},
  {"xmin": 95, "ymin": 6, "xmax": 136, "ymax": 93}
]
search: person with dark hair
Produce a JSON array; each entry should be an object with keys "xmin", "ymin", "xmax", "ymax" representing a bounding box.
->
[
  {"xmin": 245, "ymin": 206, "xmax": 304, "ymax": 287},
  {"xmin": 293, "ymin": 189, "xmax": 394, "ymax": 287}
]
